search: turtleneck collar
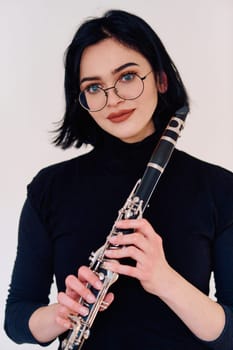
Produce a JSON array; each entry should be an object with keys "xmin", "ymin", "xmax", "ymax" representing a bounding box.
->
[
  {"xmin": 95, "ymin": 129, "xmax": 161, "ymax": 158},
  {"xmin": 90, "ymin": 130, "xmax": 161, "ymax": 176}
]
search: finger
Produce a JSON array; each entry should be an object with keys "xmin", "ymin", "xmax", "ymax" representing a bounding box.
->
[
  {"xmin": 115, "ymin": 218, "xmax": 154, "ymax": 236},
  {"xmin": 105, "ymin": 245, "xmax": 144, "ymax": 262},
  {"xmin": 99, "ymin": 292, "xmax": 114, "ymax": 312},
  {"xmin": 78, "ymin": 266, "xmax": 103, "ymax": 290},
  {"xmin": 108, "ymin": 232, "xmax": 146, "ymax": 251},
  {"xmin": 56, "ymin": 304, "xmax": 74, "ymax": 329},
  {"xmin": 56, "ymin": 315, "xmax": 73, "ymax": 330},
  {"xmin": 65, "ymin": 274, "xmax": 96, "ymax": 303},
  {"xmin": 57, "ymin": 291, "xmax": 89, "ymax": 317},
  {"xmin": 66, "ymin": 286, "xmax": 79, "ymax": 300},
  {"xmin": 103, "ymin": 260, "xmax": 140, "ymax": 279}
]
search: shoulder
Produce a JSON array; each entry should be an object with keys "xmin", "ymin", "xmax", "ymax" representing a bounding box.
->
[
  {"xmin": 173, "ymin": 149, "xmax": 233, "ymax": 181},
  {"xmin": 31, "ymin": 149, "xmax": 95, "ymax": 181},
  {"xmin": 172, "ymin": 149, "xmax": 233, "ymax": 195},
  {"xmin": 173, "ymin": 149, "xmax": 233, "ymax": 232},
  {"xmin": 27, "ymin": 149, "xmax": 95, "ymax": 203}
]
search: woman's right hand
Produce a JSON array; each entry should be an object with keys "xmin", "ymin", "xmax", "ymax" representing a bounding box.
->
[{"xmin": 56, "ymin": 265, "xmax": 114, "ymax": 329}]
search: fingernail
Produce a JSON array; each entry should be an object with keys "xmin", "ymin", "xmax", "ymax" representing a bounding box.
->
[
  {"xmin": 108, "ymin": 235, "xmax": 115, "ymax": 243},
  {"xmin": 80, "ymin": 306, "xmax": 89, "ymax": 316},
  {"xmin": 109, "ymin": 236, "xmax": 117, "ymax": 243},
  {"xmin": 95, "ymin": 280, "xmax": 102, "ymax": 289},
  {"xmin": 87, "ymin": 294, "xmax": 96, "ymax": 303}
]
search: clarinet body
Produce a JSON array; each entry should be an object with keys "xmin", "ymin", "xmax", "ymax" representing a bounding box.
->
[{"xmin": 61, "ymin": 105, "xmax": 189, "ymax": 350}]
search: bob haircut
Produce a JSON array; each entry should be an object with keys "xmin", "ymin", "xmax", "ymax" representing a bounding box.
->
[{"xmin": 54, "ymin": 9, "xmax": 189, "ymax": 148}]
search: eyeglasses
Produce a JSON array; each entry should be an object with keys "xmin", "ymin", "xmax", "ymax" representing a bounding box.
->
[{"xmin": 79, "ymin": 71, "xmax": 153, "ymax": 112}]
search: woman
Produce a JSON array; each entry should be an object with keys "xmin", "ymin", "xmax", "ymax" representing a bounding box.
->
[{"xmin": 4, "ymin": 9, "xmax": 233, "ymax": 350}]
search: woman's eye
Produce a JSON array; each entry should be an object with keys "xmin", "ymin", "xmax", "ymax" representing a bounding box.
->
[
  {"xmin": 86, "ymin": 84, "xmax": 101, "ymax": 94},
  {"xmin": 120, "ymin": 73, "xmax": 136, "ymax": 83}
]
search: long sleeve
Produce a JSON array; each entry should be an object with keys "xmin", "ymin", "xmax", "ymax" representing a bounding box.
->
[
  {"xmin": 197, "ymin": 165, "xmax": 233, "ymax": 349},
  {"xmin": 4, "ymin": 198, "xmax": 54, "ymax": 345},
  {"xmin": 195, "ymin": 223, "xmax": 233, "ymax": 349}
]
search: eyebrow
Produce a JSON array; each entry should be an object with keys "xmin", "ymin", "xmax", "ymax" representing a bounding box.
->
[{"xmin": 80, "ymin": 62, "xmax": 139, "ymax": 85}]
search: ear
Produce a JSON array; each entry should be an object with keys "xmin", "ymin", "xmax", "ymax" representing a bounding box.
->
[{"xmin": 156, "ymin": 71, "xmax": 168, "ymax": 93}]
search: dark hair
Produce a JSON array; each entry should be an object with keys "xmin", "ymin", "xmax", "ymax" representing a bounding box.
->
[{"xmin": 54, "ymin": 9, "xmax": 189, "ymax": 148}]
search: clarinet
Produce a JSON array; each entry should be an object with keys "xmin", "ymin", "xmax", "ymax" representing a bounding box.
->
[{"xmin": 61, "ymin": 105, "xmax": 189, "ymax": 350}]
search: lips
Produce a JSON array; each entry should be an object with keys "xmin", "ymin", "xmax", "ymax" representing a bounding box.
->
[{"xmin": 107, "ymin": 109, "xmax": 135, "ymax": 123}]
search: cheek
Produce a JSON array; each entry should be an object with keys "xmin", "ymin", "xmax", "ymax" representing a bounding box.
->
[
  {"xmin": 143, "ymin": 87, "xmax": 158, "ymax": 114},
  {"xmin": 150, "ymin": 84, "xmax": 159, "ymax": 102},
  {"xmin": 143, "ymin": 78, "xmax": 158, "ymax": 102}
]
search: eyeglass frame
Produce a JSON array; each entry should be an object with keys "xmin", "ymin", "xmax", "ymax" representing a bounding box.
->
[{"xmin": 78, "ymin": 70, "xmax": 153, "ymax": 112}]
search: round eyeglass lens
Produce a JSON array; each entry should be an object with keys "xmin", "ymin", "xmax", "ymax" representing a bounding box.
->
[
  {"xmin": 115, "ymin": 74, "xmax": 144, "ymax": 100},
  {"xmin": 79, "ymin": 89, "xmax": 107, "ymax": 112}
]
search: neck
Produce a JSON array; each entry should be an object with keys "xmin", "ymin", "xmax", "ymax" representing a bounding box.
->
[{"xmin": 119, "ymin": 124, "xmax": 156, "ymax": 144}]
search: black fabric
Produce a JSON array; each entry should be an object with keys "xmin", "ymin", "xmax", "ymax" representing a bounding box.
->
[{"xmin": 4, "ymin": 131, "xmax": 233, "ymax": 349}]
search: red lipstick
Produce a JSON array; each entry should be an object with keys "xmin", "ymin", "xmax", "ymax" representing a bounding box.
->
[{"xmin": 107, "ymin": 109, "xmax": 135, "ymax": 123}]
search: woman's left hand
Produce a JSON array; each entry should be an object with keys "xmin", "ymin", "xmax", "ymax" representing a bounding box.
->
[
  {"xmin": 104, "ymin": 218, "xmax": 226, "ymax": 342},
  {"xmin": 104, "ymin": 218, "xmax": 171, "ymax": 296}
]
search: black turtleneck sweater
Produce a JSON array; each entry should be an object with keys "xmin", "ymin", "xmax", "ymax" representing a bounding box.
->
[{"xmin": 4, "ymin": 132, "xmax": 233, "ymax": 350}]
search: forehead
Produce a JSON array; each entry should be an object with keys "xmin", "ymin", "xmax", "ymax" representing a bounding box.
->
[{"xmin": 80, "ymin": 38, "xmax": 149, "ymax": 77}]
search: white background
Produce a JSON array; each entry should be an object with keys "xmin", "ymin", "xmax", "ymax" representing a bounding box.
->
[{"xmin": 0, "ymin": 1, "xmax": 232, "ymax": 349}]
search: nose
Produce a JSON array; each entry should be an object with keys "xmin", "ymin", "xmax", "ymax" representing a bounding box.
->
[{"xmin": 105, "ymin": 87, "xmax": 123, "ymax": 107}]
